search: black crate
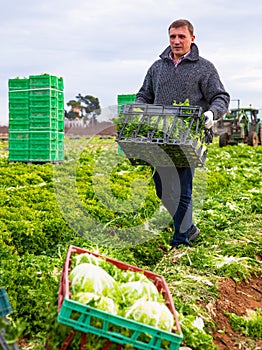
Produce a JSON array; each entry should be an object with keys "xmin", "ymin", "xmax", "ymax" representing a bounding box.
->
[{"xmin": 116, "ymin": 103, "xmax": 212, "ymax": 168}]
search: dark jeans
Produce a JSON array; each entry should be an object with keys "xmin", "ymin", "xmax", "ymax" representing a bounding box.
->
[{"xmin": 153, "ymin": 166, "xmax": 195, "ymax": 247}]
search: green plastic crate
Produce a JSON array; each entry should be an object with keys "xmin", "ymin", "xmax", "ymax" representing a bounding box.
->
[
  {"xmin": 0, "ymin": 288, "xmax": 13, "ymax": 317},
  {"xmin": 57, "ymin": 110, "xmax": 65, "ymax": 121},
  {"xmin": 29, "ymin": 131, "xmax": 57, "ymax": 140},
  {"xmin": 29, "ymin": 74, "xmax": 58, "ymax": 89},
  {"xmin": 29, "ymin": 149, "xmax": 57, "ymax": 162},
  {"xmin": 30, "ymin": 98, "xmax": 58, "ymax": 109},
  {"xmin": 57, "ymin": 100, "xmax": 64, "ymax": 110},
  {"xmin": 29, "ymin": 139, "xmax": 58, "ymax": 150},
  {"xmin": 58, "ymin": 245, "xmax": 183, "ymax": 350},
  {"xmin": 117, "ymin": 94, "xmax": 137, "ymax": 105},
  {"xmin": 9, "ymin": 90, "xmax": 29, "ymax": 99},
  {"xmin": 32, "ymin": 89, "xmax": 63, "ymax": 102},
  {"xmin": 9, "ymin": 131, "xmax": 29, "ymax": 148},
  {"xmin": 9, "ymin": 100, "xmax": 29, "ymax": 109},
  {"xmin": 29, "ymin": 89, "xmax": 59, "ymax": 98},
  {"xmin": 57, "ymin": 141, "xmax": 64, "ymax": 152},
  {"xmin": 8, "ymin": 149, "xmax": 29, "ymax": 161},
  {"xmin": 9, "ymin": 108, "xmax": 30, "ymax": 118},
  {"xmin": 29, "ymin": 117, "xmax": 58, "ymax": 130},
  {"xmin": 30, "ymin": 106, "xmax": 57, "ymax": 118},
  {"xmin": 57, "ymin": 149, "xmax": 64, "ymax": 161},
  {"xmin": 9, "ymin": 131, "xmax": 29, "ymax": 141},
  {"xmin": 118, "ymin": 144, "xmax": 125, "ymax": 155},
  {"xmin": 57, "ymin": 77, "xmax": 64, "ymax": 91},
  {"xmin": 9, "ymin": 140, "xmax": 29, "ymax": 150},
  {"xmin": 57, "ymin": 132, "xmax": 64, "ymax": 141},
  {"xmin": 117, "ymin": 94, "xmax": 137, "ymax": 115},
  {"xmin": 57, "ymin": 91, "xmax": 64, "ymax": 101},
  {"xmin": 8, "ymin": 119, "xmax": 29, "ymax": 131},
  {"xmin": 8, "ymin": 78, "xmax": 29, "ymax": 91},
  {"xmin": 58, "ymin": 299, "xmax": 182, "ymax": 350},
  {"xmin": 57, "ymin": 120, "xmax": 64, "ymax": 132}
]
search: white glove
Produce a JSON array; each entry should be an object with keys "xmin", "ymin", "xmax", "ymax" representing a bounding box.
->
[{"xmin": 204, "ymin": 111, "xmax": 214, "ymax": 129}]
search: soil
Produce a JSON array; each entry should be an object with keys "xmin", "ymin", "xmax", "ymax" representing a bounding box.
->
[{"xmin": 207, "ymin": 275, "xmax": 262, "ymax": 350}]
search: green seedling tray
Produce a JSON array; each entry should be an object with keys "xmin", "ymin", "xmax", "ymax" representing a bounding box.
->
[{"xmin": 116, "ymin": 103, "xmax": 211, "ymax": 168}]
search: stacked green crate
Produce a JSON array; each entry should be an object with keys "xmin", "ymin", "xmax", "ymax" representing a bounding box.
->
[
  {"xmin": 29, "ymin": 74, "xmax": 64, "ymax": 162},
  {"xmin": 117, "ymin": 94, "xmax": 136, "ymax": 155},
  {"xmin": 117, "ymin": 94, "xmax": 136, "ymax": 113},
  {"xmin": 57, "ymin": 130, "xmax": 64, "ymax": 161},
  {"xmin": 8, "ymin": 74, "xmax": 65, "ymax": 162},
  {"xmin": 8, "ymin": 78, "xmax": 30, "ymax": 161},
  {"xmin": 57, "ymin": 87, "xmax": 65, "ymax": 161}
]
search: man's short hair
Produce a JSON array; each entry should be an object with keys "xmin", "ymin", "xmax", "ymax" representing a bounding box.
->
[{"xmin": 168, "ymin": 19, "xmax": 194, "ymax": 36}]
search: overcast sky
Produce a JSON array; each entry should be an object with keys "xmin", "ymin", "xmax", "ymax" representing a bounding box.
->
[{"xmin": 1, "ymin": 0, "xmax": 262, "ymax": 125}]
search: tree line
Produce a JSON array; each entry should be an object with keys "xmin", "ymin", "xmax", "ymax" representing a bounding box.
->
[{"xmin": 65, "ymin": 94, "xmax": 101, "ymax": 124}]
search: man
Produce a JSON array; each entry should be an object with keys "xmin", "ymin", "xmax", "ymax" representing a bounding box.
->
[{"xmin": 136, "ymin": 19, "xmax": 230, "ymax": 249}]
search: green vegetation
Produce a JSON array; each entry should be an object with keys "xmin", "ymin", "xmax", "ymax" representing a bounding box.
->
[
  {"xmin": 0, "ymin": 137, "xmax": 261, "ymax": 349},
  {"xmin": 227, "ymin": 309, "xmax": 262, "ymax": 340}
]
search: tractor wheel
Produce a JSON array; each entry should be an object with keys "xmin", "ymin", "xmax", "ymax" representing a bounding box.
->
[
  {"xmin": 219, "ymin": 133, "xmax": 229, "ymax": 147},
  {"xmin": 248, "ymin": 131, "xmax": 259, "ymax": 146}
]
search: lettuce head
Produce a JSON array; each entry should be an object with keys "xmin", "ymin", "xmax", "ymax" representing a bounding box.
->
[
  {"xmin": 119, "ymin": 280, "xmax": 163, "ymax": 306},
  {"xmin": 125, "ymin": 299, "xmax": 174, "ymax": 332},
  {"xmin": 69, "ymin": 263, "xmax": 116, "ymax": 297},
  {"xmin": 72, "ymin": 292, "xmax": 118, "ymax": 315}
]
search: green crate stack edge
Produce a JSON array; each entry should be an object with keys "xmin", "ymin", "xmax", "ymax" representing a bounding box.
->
[
  {"xmin": 117, "ymin": 94, "xmax": 136, "ymax": 155},
  {"xmin": 8, "ymin": 74, "xmax": 64, "ymax": 162},
  {"xmin": 117, "ymin": 93, "xmax": 136, "ymax": 112}
]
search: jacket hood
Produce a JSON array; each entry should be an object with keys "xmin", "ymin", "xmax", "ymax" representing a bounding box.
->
[{"xmin": 159, "ymin": 42, "xmax": 199, "ymax": 61}]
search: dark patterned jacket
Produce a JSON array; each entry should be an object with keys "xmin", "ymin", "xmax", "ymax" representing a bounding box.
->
[{"xmin": 136, "ymin": 43, "xmax": 230, "ymax": 119}]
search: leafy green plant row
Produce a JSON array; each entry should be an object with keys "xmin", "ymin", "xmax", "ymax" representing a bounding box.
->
[{"xmin": 0, "ymin": 137, "xmax": 261, "ymax": 349}]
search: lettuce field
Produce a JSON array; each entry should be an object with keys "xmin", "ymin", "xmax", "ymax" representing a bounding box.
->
[{"xmin": 0, "ymin": 136, "xmax": 261, "ymax": 350}]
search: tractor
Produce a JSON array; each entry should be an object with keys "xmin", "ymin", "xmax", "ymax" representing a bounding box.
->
[{"xmin": 217, "ymin": 107, "xmax": 262, "ymax": 147}]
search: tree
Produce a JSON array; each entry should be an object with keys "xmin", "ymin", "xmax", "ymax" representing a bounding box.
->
[
  {"xmin": 65, "ymin": 94, "xmax": 101, "ymax": 124},
  {"xmin": 65, "ymin": 100, "xmax": 81, "ymax": 120}
]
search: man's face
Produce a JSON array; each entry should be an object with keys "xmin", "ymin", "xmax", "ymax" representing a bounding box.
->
[{"xmin": 169, "ymin": 25, "xmax": 195, "ymax": 59}]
